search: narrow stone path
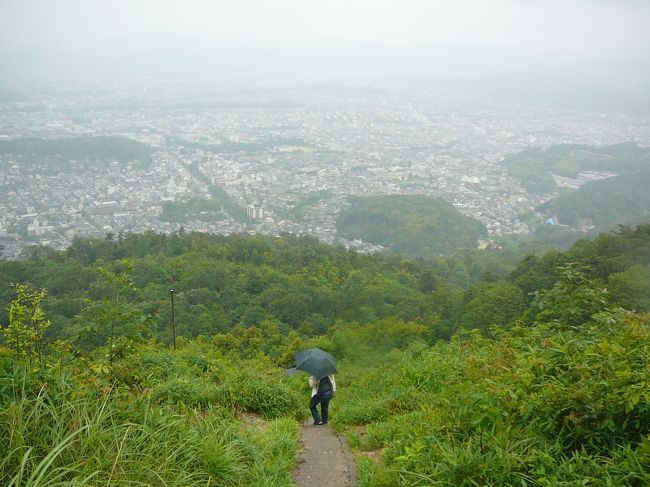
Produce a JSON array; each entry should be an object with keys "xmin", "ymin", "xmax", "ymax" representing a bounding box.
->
[{"xmin": 293, "ymin": 419, "xmax": 357, "ymax": 487}]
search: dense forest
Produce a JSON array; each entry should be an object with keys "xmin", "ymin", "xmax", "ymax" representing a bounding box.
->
[
  {"xmin": 1, "ymin": 225, "xmax": 649, "ymax": 485},
  {"xmin": 337, "ymin": 195, "xmax": 487, "ymax": 257}
]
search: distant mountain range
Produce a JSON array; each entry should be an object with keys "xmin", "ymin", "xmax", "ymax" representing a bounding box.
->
[{"xmin": 414, "ymin": 72, "xmax": 650, "ymax": 116}]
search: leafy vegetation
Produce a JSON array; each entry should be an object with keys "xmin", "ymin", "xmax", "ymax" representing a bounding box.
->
[
  {"xmin": 0, "ymin": 136, "xmax": 153, "ymax": 166},
  {"xmin": 161, "ymin": 185, "xmax": 249, "ymax": 223},
  {"xmin": 502, "ymin": 142, "xmax": 650, "ymax": 194},
  {"xmin": 1, "ymin": 225, "xmax": 649, "ymax": 485},
  {"xmin": 537, "ymin": 169, "xmax": 650, "ymax": 229},
  {"xmin": 0, "ymin": 344, "xmax": 302, "ymax": 486},
  {"xmin": 2, "ymin": 225, "xmax": 649, "ymax": 346},
  {"xmin": 337, "ymin": 195, "xmax": 486, "ymax": 257},
  {"xmin": 339, "ymin": 313, "xmax": 649, "ymax": 486},
  {"xmin": 293, "ymin": 191, "xmax": 331, "ymax": 220}
]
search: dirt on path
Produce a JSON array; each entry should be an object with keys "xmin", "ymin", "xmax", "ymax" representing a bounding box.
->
[{"xmin": 293, "ymin": 419, "xmax": 357, "ymax": 487}]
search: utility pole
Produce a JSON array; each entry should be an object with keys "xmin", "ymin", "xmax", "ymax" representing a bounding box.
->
[{"xmin": 170, "ymin": 289, "xmax": 176, "ymax": 349}]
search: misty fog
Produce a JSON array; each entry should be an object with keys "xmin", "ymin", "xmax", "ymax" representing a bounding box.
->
[
  {"xmin": 1, "ymin": 0, "xmax": 650, "ymax": 259},
  {"xmin": 2, "ymin": 0, "xmax": 650, "ymax": 86}
]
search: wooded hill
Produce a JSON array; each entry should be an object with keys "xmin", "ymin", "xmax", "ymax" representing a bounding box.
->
[
  {"xmin": 161, "ymin": 186, "xmax": 249, "ymax": 223},
  {"xmin": 537, "ymin": 169, "xmax": 650, "ymax": 229},
  {"xmin": 1, "ymin": 226, "xmax": 648, "ymax": 485},
  {"xmin": 502, "ymin": 142, "xmax": 650, "ymax": 194},
  {"xmin": 337, "ymin": 195, "xmax": 487, "ymax": 258},
  {"xmin": 1, "ymin": 226, "xmax": 649, "ymax": 346},
  {"xmin": 0, "ymin": 136, "xmax": 153, "ymax": 167}
]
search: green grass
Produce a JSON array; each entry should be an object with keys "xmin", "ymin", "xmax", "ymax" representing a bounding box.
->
[
  {"xmin": 333, "ymin": 319, "xmax": 650, "ymax": 486},
  {"xmin": 0, "ymin": 346, "xmax": 302, "ymax": 486}
]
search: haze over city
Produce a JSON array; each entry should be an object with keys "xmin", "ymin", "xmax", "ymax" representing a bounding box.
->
[
  {"xmin": 2, "ymin": 0, "xmax": 650, "ymax": 82},
  {"xmin": 1, "ymin": 0, "xmax": 649, "ymax": 258}
]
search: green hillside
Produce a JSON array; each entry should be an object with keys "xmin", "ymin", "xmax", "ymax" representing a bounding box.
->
[
  {"xmin": 161, "ymin": 186, "xmax": 249, "ymax": 223},
  {"xmin": 538, "ymin": 170, "xmax": 650, "ymax": 228},
  {"xmin": 502, "ymin": 142, "xmax": 650, "ymax": 193},
  {"xmin": 0, "ymin": 136, "xmax": 153, "ymax": 166},
  {"xmin": 337, "ymin": 195, "xmax": 486, "ymax": 257},
  {"xmin": 1, "ymin": 226, "xmax": 649, "ymax": 485}
]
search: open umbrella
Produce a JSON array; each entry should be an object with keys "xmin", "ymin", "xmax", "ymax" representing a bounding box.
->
[
  {"xmin": 283, "ymin": 367, "xmax": 300, "ymax": 376},
  {"xmin": 295, "ymin": 348, "xmax": 337, "ymax": 379}
]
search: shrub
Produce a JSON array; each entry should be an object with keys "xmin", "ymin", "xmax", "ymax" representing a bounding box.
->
[{"xmin": 151, "ymin": 377, "xmax": 217, "ymax": 408}]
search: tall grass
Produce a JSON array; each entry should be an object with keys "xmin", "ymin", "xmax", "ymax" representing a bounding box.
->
[
  {"xmin": 0, "ymin": 351, "xmax": 301, "ymax": 486},
  {"xmin": 333, "ymin": 320, "xmax": 650, "ymax": 486}
]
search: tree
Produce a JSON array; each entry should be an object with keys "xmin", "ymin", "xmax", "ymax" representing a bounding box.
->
[
  {"xmin": 2, "ymin": 283, "xmax": 51, "ymax": 368},
  {"xmin": 530, "ymin": 263, "xmax": 611, "ymax": 328},
  {"xmin": 457, "ymin": 283, "xmax": 526, "ymax": 333},
  {"xmin": 75, "ymin": 261, "xmax": 151, "ymax": 369},
  {"xmin": 607, "ymin": 265, "xmax": 650, "ymax": 312}
]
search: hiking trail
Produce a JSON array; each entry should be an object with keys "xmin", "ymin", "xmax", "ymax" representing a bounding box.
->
[{"xmin": 293, "ymin": 419, "xmax": 357, "ymax": 487}]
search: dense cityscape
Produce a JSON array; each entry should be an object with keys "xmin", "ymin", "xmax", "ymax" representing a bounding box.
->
[{"xmin": 1, "ymin": 78, "xmax": 649, "ymax": 259}]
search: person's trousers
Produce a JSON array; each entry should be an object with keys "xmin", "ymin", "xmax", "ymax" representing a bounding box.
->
[{"xmin": 309, "ymin": 394, "xmax": 331, "ymax": 424}]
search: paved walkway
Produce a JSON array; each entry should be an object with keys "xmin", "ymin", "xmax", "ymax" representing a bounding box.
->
[{"xmin": 293, "ymin": 419, "xmax": 357, "ymax": 487}]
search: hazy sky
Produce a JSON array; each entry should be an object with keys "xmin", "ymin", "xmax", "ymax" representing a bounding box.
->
[{"xmin": 1, "ymin": 0, "xmax": 649, "ymax": 83}]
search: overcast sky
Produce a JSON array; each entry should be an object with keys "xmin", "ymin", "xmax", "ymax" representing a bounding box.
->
[{"xmin": 1, "ymin": 0, "xmax": 649, "ymax": 84}]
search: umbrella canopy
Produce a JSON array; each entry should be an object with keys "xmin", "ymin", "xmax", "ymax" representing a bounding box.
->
[
  {"xmin": 284, "ymin": 367, "xmax": 301, "ymax": 377},
  {"xmin": 295, "ymin": 348, "xmax": 337, "ymax": 379}
]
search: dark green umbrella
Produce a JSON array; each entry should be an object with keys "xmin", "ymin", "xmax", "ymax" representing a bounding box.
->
[{"xmin": 295, "ymin": 348, "xmax": 337, "ymax": 379}]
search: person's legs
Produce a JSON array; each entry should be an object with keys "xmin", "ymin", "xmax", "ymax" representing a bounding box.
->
[
  {"xmin": 309, "ymin": 395, "xmax": 322, "ymax": 424},
  {"xmin": 321, "ymin": 397, "xmax": 331, "ymax": 424}
]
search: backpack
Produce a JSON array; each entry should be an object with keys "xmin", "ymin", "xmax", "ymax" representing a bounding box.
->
[{"xmin": 317, "ymin": 376, "xmax": 334, "ymax": 399}]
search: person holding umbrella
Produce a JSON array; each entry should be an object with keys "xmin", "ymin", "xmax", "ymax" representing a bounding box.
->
[
  {"xmin": 293, "ymin": 348, "xmax": 338, "ymax": 425},
  {"xmin": 309, "ymin": 373, "xmax": 336, "ymax": 425}
]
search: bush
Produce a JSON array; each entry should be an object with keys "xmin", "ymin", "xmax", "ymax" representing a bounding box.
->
[
  {"xmin": 151, "ymin": 377, "xmax": 217, "ymax": 408},
  {"xmin": 337, "ymin": 313, "xmax": 650, "ymax": 486}
]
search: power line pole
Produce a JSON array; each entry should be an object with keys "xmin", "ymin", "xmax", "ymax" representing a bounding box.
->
[{"xmin": 170, "ymin": 289, "xmax": 176, "ymax": 349}]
